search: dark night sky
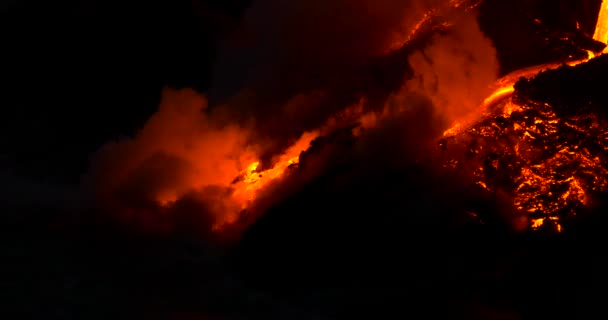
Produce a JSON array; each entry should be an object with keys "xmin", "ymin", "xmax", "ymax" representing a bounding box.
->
[{"xmin": 4, "ymin": 1, "xmax": 608, "ymax": 319}]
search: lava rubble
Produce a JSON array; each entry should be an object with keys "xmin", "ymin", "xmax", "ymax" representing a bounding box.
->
[{"xmin": 440, "ymin": 54, "xmax": 608, "ymax": 232}]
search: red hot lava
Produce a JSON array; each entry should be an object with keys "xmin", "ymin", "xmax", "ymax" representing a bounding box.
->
[
  {"xmin": 439, "ymin": 0, "xmax": 608, "ymax": 232},
  {"xmin": 85, "ymin": 0, "xmax": 608, "ymax": 237}
]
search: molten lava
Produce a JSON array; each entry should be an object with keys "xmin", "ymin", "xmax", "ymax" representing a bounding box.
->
[
  {"xmin": 205, "ymin": 0, "xmax": 491, "ymax": 232},
  {"xmin": 94, "ymin": 1, "xmax": 608, "ymax": 236},
  {"xmin": 231, "ymin": 0, "xmax": 608, "ymax": 233},
  {"xmin": 438, "ymin": 3, "xmax": 608, "ymax": 232},
  {"xmin": 442, "ymin": 93, "xmax": 608, "ymax": 232},
  {"xmin": 594, "ymin": 0, "xmax": 608, "ymax": 52},
  {"xmin": 209, "ymin": 130, "xmax": 318, "ymax": 231},
  {"xmin": 230, "ymin": 131, "xmax": 319, "ymax": 207}
]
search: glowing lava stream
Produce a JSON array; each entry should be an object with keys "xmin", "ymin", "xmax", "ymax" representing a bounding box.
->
[
  {"xmin": 441, "ymin": 73, "xmax": 608, "ymax": 233},
  {"xmin": 199, "ymin": 2, "xmax": 608, "ymax": 232},
  {"xmin": 456, "ymin": 0, "xmax": 608, "ymax": 126},
  {"xmin": 448, "ymin": 0, "xmax": 608, "ymax": 137},
  {"xmin": 439, "ymin": 4, "xmax": 608, "ymax": 233},
  {"xmin": 451, "ymin": 57, "xmax": 596, "ymax": 134},
  {"xmin": 231, "ymin": 130, "xmax": 319, "ymax": 207},
  {"xmin": 595, "ymin": 0, "xmax": 608, "ymax": 52},
  {"xmin": 443, "ymin": 56, "xmax": 603, "ymax": 138},
  {"xmin": 234, "ymin": 1, "xmax": 608, "ymax": 230}
]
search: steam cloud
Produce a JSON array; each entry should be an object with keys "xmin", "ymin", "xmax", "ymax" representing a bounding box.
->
[{"xmin": 85, "ymin": 0, "xmax": 499, "ymax": 240}]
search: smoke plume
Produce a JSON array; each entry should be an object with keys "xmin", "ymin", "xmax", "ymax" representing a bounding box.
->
[
  {"xmin": 209, "ymin": 0, "xmax": 496, "ymax": 151},
  {"xmin": 406, "ymin": 11, "xmax": 499, "ymax": 124},
  {"xmin": 85, "ymin": 0, "xmax": 499, "ymax": 239}
]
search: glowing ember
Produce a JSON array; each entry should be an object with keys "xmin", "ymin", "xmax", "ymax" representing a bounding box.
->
[
  {"xmin": 531, "ymin": 217, "xmax": 563, "ymax": 232},
  {"xmin": 441, "ymin": 85, "xmax": 608, "ymax": 232},
  {"xmin": 438, "ymin": 3, "xmax": 608, "ymax": 232}
]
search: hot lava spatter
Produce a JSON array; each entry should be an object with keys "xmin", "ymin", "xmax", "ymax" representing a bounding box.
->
[{"xmin": 441, "ymin": 81, "xmax": 608, "ymax": 233}]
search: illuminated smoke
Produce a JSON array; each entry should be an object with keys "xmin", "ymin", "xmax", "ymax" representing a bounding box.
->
[
  {"xmin": 208, "ymin": 0, "xmax": 488, "ymax": 147},
  {"xmin": 404, "ymin": 10, "xmax": 499, "ymax": 128},
  {"xmin": 84, "ymin": 89, "xmax": 256, "ymax": 233},
  {"xmin": 85, "ymin": 0, "xmax": 499, "ymax": 238}
]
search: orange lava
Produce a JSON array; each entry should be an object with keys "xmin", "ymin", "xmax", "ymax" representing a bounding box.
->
[
  {"xmin": 105, "ymin": 3, "xmax": 608, "ymax": 235},
  {"xmin": 231, "ymin": 131, "xmax": 319, "ymax": 206},
  {"xmin": 211, "ymin": 130, "xmax": 318, "ymax": 230},
  {"xmin": 439, "ymin": 4, "xmax": 608, "ymax": 232},
  {"xmin": 594, "ymin": 0, "xmax": 608, "ymax": 52},
  {"xmin": 442, "ymin": 57, "xmax": 598, "ymax": 138}
]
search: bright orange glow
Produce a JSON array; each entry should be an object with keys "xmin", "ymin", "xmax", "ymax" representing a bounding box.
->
[
  {"xmin": 99, "ymin": 3, "xmax": 608, "ymax": 237},
  {"xmin": 442, "ymin": 52, "xmax": 596, "ymax": 139},
  {"xmin": 226, "ymin": 1, "xmax": 608, "ymax": 233},
  {"xmin": 531, "ymin": 217, "xmax": 563, "ymax": 233},
  {"xmin": 227, "ymin": 2, "xmax": 608, "ymax": 234},
  {"xmin": 531, "ymin": 218, "xmax": 544, "ymax": 229},
  {"xmin": 207, "ymin": 131, "xmax": 319, "ymax": 230},
  {"xmin": 231, "ymin": 131, "xmax": 319, "ymax": 206},
  {"xmin": 443, "ymin": 122, "xmax": 463, "ymax": 137},
  {"xmin": 483, "ymin": 86, "xmax": 514, "ymax": 106},
  {"xmin": 441, "ymin": 71, "xmax": 608, "ymax": 232},
  {"xmin": 440, "ymin": 1, "xmax": 608, "ymax": 230},
  {"xmin": 90, "ymin": 88, "xmax": 322, "ymax": 234},
  {"xmin": 594, "ymin": 0, "xmax": 608, "ymax": 52}
]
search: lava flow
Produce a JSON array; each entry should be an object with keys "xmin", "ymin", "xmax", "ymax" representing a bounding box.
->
[
  {"xmin": 88, "ymin": 0, "xmax": 607, "ymax": 237},
  {"xmin": 230, "ymin": 131, "xmax": 319, "ymax": 209},
  {"xmin": 595, "ymin": 0, "xmax": 608, "ymax": 52},
  {"xmin": 439, "ymin": 1, "xmax": 608, "ymax": 232},
  {"xmin": 441, "ymin": 88, "xmax": 608, "ymax": 232}
]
